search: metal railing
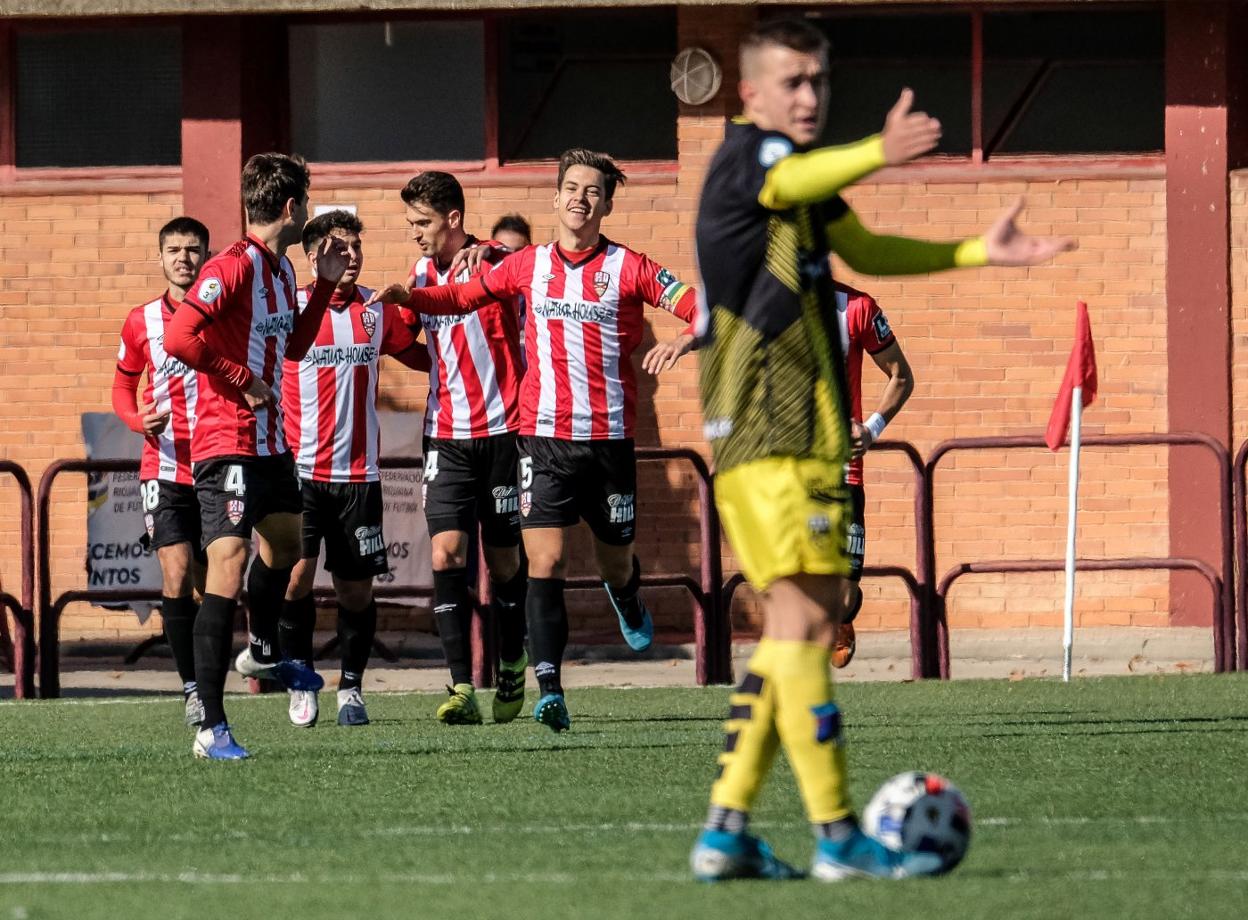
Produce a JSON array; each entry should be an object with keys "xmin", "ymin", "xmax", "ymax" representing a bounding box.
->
[
  {"xmin": 0, "ymin": 462, "xmax": 35, "ymax": 698},
  {"xmin": 24, "ymin": 430, "xmax": 1248, "ymax": 694},
  {"xmin": 925, "ymin": 433, "xmax": 1236, "ymax": 676}
]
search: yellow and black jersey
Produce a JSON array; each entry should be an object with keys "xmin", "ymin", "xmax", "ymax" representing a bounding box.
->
[
  {"xmin": 696, "ymin": 118, "xmax": 987, "ymax": 476},
  {"xmin": 696, "ymin": 120, "xmax": 856, "ymax": 476}
]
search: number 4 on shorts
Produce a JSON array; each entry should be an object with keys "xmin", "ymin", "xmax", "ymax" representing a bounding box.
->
[
  {"xmin": 224, "ymin": 464, "xmax": 246, "ymax": 496},
  {"xmin": 424, "ymin": 450, "xmax": 440, "ymax": 482}
]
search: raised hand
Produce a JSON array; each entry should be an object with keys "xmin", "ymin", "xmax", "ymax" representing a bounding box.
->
[
  {"xmin": 880, "ymin": 88, "xmax": 942, "ymax": 166},
  {"xmin": 985, "ymin": 199, "xmax": 1078, "ymax": 266},
  {"xmin": 315, "ymin": 235, "xmax": 351, "ymax": 284}
]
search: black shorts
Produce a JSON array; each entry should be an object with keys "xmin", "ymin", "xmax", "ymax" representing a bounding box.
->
[
  {"xmin": 517, "ymin": 436, "xmax": 637, "ymax": 546},
  {"xmin": 140, "ymin": 480, "xmax": 205, "ymax": 561},
  {"xmin": 300, "ymin": 479, "xmax": 389, "ymax": 581},
  {"xmin": 422, "ymin": 433, "xmax": 521, "ymax": 548},
  {"xmin": 193, "ymin": 453, "xmax": 302, "ymax": 548},
  {"xmin": 847, "ymin": 484, "xmax": 866, "ymax": 583}
]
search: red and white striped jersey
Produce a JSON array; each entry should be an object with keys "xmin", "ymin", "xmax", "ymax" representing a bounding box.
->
[
  {"xmin": 115, "ymin": 295, "xmax": 199, "ymax": 484},
  {"xmin": 836, "ymin": 282, "xmax": 897, "ymax": 486},
  {"xmin": 402, "ymin": 239, "xmax": 525, "ymax": 440},
  {"xmin": 170, "ymin": 235, "xmax": 332, "ymax": 462},
  {"xmin": 480, "ymin": 239, "xmax": 698, "ymax": 440},
  {"xmin": 282, "ymin": 285, "xmax": 417, "ymax": 483}
]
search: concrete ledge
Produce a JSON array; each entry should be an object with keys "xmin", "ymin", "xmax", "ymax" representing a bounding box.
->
[{"xmin": 1, "ymin": 627, "xmax": 1218, "ymax": 698}]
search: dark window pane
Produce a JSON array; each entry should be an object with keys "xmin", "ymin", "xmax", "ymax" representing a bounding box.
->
[
  {"xmin": 812, "ymin": 13, "xmax": 972, "ymax": 155},
  {"xmin": 499, "ymin": 10, "xmax": 677, "ymax": 161},
  {"xmin": 984, "ymin": 11, "xmax": 1164, "ymax": 154},
  {"xmin": 289, "ymin": 21, "xmax": 485, "ymax": 162},
  {"xmin": 17, "ymin": 28, "xmax": 181, "ymax": 168}
]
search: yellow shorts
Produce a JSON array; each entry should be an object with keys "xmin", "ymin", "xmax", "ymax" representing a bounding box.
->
[{"xmin": 716, "ymin": 456, "xmax": 851, "ymax": 591}]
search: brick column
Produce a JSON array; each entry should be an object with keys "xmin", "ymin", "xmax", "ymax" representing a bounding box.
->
[
  {"xmin": 182, "ymin": 16, "xmax": 289, "ymax": 249},
  {"xmin": 1165, "ymin": 3, "xmax": 1233, "ymax": 626}
]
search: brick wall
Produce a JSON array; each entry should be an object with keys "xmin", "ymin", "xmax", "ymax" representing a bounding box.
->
[{"xmin": 0, "ymin": 5, "xmax": 1183, "ymax": 650}]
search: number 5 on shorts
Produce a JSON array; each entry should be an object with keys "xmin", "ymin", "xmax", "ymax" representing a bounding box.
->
[
  {"xmin": 519, "ymin": 456, "xmax": 533, "ymax": 490},
  {"xmin": 224, "ymin": 464, "xmax": 246, "ymax": 496}
]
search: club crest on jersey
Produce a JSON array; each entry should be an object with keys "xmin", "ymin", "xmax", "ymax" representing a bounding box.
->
[
  {"xmin": 226, "ymin": 499, "xmax": 245, "ymax": 525},
  {"xmin": 360, "ymin": 310, "xmax": 377, "ymax": 338},
  {"xmin": 197, "ymin": 278, "xmax": 223, "ymax": 304},
  {"xmin": 594, "ymin": 271, "xmax": 612, "ymax": 298}
]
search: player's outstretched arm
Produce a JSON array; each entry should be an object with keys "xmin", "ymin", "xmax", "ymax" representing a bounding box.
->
[
  {"xmin": 760, "ymin": 89, "xmax": 942, "ymax": 211},
  {"xmin": 363, "ymin": 276, "xmax": 496, "ymax": 316},
  {"xmin": 827, "ymin": 199, "xmax": 1075, "ymax": 276}
]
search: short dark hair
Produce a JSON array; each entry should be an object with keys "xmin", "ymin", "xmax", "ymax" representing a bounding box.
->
[
  {"xmin": 400, "ymin": 171, "xmax": 465, "ymax": 217},
  {"xmin": 741, "ymin": 18, "xmax": 829, "ymax": 66},
  {"xmin": 491, "ymin": 214, "xmax": 532, "ymax": 245},
  {"xmin": 302, "ymin": 209, "xmax": 364, "ymax": 254},
  {"xmin": 242, "ymin": 153, "xmax": 311, "ymax": 225},
  {"xmin": 557, "ymin": 149, "xmax": 627, "ymax": 201},
  {"xmin": 158, "ymin": 216, "xmax": 209, "ymax": 250}
]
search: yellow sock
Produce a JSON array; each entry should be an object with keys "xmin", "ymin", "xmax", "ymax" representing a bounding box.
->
[
  {"xmin": 708, "ymin": 641, "xmax": 780, "ymax": 814},
  {"xmin": 769, "ymin": 639, "xmax": 853, "ymax": 824}
]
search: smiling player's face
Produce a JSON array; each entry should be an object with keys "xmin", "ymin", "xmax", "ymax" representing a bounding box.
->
[
  {"xmin": 406, "ymin": 202, "xmax": 461, "ymax": 262},
  {"xmin": 554, "ymin": 165, "xmax": 612, "ymax": 237},
  {"xmin": 741, "ymin": 44, "xmax": 829, "ymax": 146}
]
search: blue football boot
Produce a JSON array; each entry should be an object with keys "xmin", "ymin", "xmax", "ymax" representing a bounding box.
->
[
  {"xmin": 604, "ymin": 582, "xmax": 653, "ymax": 652},
  {"xmin": 690, "ymin": 829, "xmax": 804, "ymax": 881},
  {"xmin": 192, "ymin": 722, "xmax": 249, "ymax": 761},
  {"xmin": 533, "ymin": 693, "xmax": 571, "ymax": 733},
  {"xmin": 811, "ymin": 826, "xmax": 943, "ymax": 881}
]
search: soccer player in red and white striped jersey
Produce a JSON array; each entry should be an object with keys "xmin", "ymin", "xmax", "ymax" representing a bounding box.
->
[
  {"xmin": 278, "ymin": 210, "xmax": 428, "ymax": 728},
  {"xmin": 393, "ymin": 172, "xmax": 529, "ymax": 726},
  {"xmin": 833, "ymin": 281, "xmax": 914, "ymax": 670},
  {"xmin": 164, "ymin": 153, "xmax": 351, "ymax": 760},
  {"xmin": 112, "ymin": 216, "xmax": 211, "ymax": 729},
  {"xmin": 371, "ymin": 149, "xmax": 699, "ymax": 732}
]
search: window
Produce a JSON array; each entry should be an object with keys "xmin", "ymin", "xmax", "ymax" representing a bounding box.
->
[
  {"xmin": 803, "ymin": 5, "xmax": 1163, "ymax": 160},
  {"xmin": 816, "ymin": 14, "xmax": 972, "ymax": 155},
  {"xmin": 983, "ymin": 11, "xmax": 1163, "ymax": 155},
  {"xmin": 289, "ymin": 21, "xmax": 486, "ymax": 162},
  {"xmin": 16, "ymin": 27, "xmax": 181, "ymax": 168},
  {"xmin": 498, "ymin": 9, "xmax": 677, "ymax": 162}
]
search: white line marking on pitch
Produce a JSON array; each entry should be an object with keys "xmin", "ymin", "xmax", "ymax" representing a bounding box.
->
[{"xmin": 10, "ymin": 813, "xmax": 1248, "ymax": 848}]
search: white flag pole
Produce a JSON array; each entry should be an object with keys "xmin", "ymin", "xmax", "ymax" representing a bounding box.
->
[{"xmin": 1062, "ymin": 386, "xmax": 1084, "ymax": 682}]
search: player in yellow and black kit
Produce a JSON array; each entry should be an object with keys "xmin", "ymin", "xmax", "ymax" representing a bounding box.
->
[{"xmin": 690, "ymin": 19, "xmax": 1075, "ymax": 882}]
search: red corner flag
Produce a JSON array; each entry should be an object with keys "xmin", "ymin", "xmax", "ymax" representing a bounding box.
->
[{"xmin": 1045, "ymin": 301, "xmax": 1098, "ymax": 451}]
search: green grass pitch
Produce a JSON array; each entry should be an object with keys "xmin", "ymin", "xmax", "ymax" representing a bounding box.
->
[{"xmin": 1, "ymin": 674, "xmax": 1246, "ymax": 919}]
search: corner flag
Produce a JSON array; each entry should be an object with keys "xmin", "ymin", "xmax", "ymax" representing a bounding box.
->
[{"xmin": 1045, "ymin": 301, "xmax": 1098, "ymax": 451}]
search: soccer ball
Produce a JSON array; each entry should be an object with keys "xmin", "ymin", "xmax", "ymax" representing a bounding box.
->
[{"xmin": 862, "ymin": 771, "xmax": 972, "ymax": 873}]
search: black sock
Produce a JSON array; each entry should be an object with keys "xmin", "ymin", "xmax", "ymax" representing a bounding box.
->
[
  {"xmin": 815, "ymin": 816, "xmax": 859, "ymax": 842},
  {"xmin": 194, "ymin": 593, "xmax": 236, "ymax": 728},
  {"xmin": 246, "ymin": 557, "xmax": 293, "ymax": 663},
  {"xmin": 704, "ymin": 805, "xmax": 749, "ymax": 834},
  {"xmin": 492, "ymin": 567, "xmax": 528, "ymax": 664},
  {"xmin": 526, "ymin": 577, "xmax": 568, "ymax": 697},
  {"xmin": 434, "ymin": 568, "xmax": 474, "ymax": 686},
  {"xmin": 161, "ymin": 594, "xmax": 198, "ymax": 688},
  {"xmin": 279, "ymin": 593, "xmax": 317, "ymax": 665},
  {"xmin": 338, "ymin": 600, "xmax": 376, "ymax": 691},
  {"xmin": 606, "ymin": 556, "xmax": 645, "ymax": 629}
]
